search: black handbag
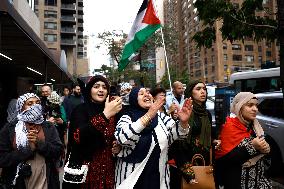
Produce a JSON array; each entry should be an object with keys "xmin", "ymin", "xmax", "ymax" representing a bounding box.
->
[{"xmin": 63, "ymin": 152, "xmax": 89, "ymax": 184}]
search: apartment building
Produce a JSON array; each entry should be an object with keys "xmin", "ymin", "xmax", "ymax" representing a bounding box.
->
[
  {"xmin": 34, "ymin": 0, "xmax": 88, "ymax": 76},
  {"xmin": 164, "ymin": 0, "xmax": 279, "ymax": 83}
]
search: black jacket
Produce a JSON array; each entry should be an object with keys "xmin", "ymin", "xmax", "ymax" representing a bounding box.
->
[{"xmin": 0, "ymin": 122, "xmax": 63, "ymax": 189}]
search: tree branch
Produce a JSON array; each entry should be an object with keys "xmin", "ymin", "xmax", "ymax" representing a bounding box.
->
[{"xmin": 229, "ymin": 14, "xmax": 277, "ymax": 29}]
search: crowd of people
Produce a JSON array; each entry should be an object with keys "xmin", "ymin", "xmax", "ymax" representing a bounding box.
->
[{"xmin": 0, "ymin": 75, "xmax": 273, "ymax": 189}]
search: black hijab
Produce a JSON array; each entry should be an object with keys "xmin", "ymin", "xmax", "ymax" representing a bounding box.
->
[
  {"xmin": 84, "ymin": 75, "xmax": 110, "ymax": 115},
  {"xmin": 122, "ymin": 87, "xmax": 158, "ymax": 163}
]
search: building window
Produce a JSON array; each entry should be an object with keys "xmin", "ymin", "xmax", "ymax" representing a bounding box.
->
[
  {"xmin": 45, "ymin": 0, "xmax": 57, "ymax": 6},
  {"xmin": 232, "ymin": 44, "xmax": 241, "ymax": 50},
  {"xmin": 258, "ymin": 46, "xmax": 262, "ymax": 52},
  {"xmin": 211, "ymin": 55, "xmax": 215, "ymax": 63},
  {"xmin": 44, "ymin": 22, "xmax": 57, "ymax": 29},
  {"xmin": 44, "ymin": 34, "xmax": 57, "ymax": 42},
  {"xmin": 266, "ymin": 51, "xmax": 272, "ymax": 57},
  {"xmin": 266, "ymin": 42, "xmax": 271, "ymax": 48},
  {"xmin": 212, "ymin": 65, "xmax": 215, "ymax": 72},
  {"xmin": 223, "ymin": 43, "xmax": 227, "ymax": 50},
  {"xmin": 195, "ymin": 70, "xmax": 201, "ymax": 77},
  {"xmin": 194, "ymin": 62, "xmax": 201, "ymax": 69},
  {"xmin": 224, "ymin": 54, "xmax": 228, "ymax": 61},
  {"xmin": 245, "ymin": 55, "xmax": 254, "ymax": 62},
  {"xmin": 233, "ymin": 54, "xmax": 242, "ymax": 61},
  {"xmin": 44, "ymin": 10, "xmax": 57, "ymax": 18},
  {"xmin": 258, "ymin": 56, "xmax": 262, "ymax": 64},
  {"xmin": 245, "ymin": 45, "xmax": 253, "ymax": 51}
]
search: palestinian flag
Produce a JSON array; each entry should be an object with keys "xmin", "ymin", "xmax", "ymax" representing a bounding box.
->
[{"xmin": 118, "ymin": 0, "xmax": 161, "ymax": 71}]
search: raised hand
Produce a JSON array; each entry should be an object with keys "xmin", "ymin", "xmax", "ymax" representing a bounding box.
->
[
  {"xmin": 103, "ymin": 96, "xmax": 122, "ymax": 119},
  {"xmin": 147, "ymin": 96, "xmax": 165, "ymax": 119},
  {"xmin": 177, "ymin": 97, "xmax": 193, "ymax": 124}
]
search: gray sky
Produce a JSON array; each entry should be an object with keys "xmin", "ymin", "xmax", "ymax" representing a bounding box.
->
[{"xmin": 84, "ymin": 0, "xmax": 143, "ymax": 72}]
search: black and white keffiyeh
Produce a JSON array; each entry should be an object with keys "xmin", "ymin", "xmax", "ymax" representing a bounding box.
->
[{"xmin": 15, "ymin": 93, "xmax": 44, "ymax": 149}]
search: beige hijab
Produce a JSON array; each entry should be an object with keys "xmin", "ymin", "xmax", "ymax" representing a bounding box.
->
[{"xmin": 230, "ymin": 92, "xmax": 265, "ymax": 167}]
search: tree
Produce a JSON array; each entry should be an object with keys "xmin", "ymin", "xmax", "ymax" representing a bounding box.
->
[
  {"xmin": 96, "ymin": 30, "xmax": 127, "ymax": 64},
  {"xmin": 96, "ymin": 25, "xmax": 179, "ymax": 83},
  {"xmin": 160, "ymin": 64, "xmax": 189, "ymax": 89},
  {"xmin": 192, "ymin": 0, "xmax": 284, "ymax": 95}
]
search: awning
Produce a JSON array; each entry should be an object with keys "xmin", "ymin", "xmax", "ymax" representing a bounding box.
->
[{"xmin": 0, "ymin": 0, "xmax": 73, "ymax": 84}]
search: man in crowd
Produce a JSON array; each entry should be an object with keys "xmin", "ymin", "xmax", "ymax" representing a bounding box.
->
[
  {"xmin": 62, "ymin": 84, "xmax": 84, "ymax": 121},
  {"xmin": 166, "ymin": 81, "xmax": 185, "ymax": 120}
]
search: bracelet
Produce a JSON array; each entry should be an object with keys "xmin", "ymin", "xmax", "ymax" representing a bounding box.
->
[
  {"xmin": 140, "ymin": 114, "xmax": 151, "ymax": 127},
  {"xmin": 145, "ymin": 113, "xmax": 151, "ymax": 121},
  {"xmin": 140, "ymin": 117, "xmax": 148, "ymax": 127}
]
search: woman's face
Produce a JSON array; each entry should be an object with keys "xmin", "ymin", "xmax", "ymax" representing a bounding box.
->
[
  {"xmin": 191, "ymin": 83, "xmax": 207, "ymax": 104},
  {"xmin": 241, "ymin": 98, "xmax": 258, "ymax": 121},
  {"xmin": 137, "ymin": 88, "xmax": 153, "ymax": 109},
  {"xmin": 91, "ymin": 81, "xmax": 108, "ymax": 103},
  {"xmin": 22, "ymin": 97, "xmax": 40, "ymax": 112}
]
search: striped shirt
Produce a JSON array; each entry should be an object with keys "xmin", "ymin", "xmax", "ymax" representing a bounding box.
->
[{"xmin": 115, "ymin": 111, "xmax": 189, "ymax": 189}]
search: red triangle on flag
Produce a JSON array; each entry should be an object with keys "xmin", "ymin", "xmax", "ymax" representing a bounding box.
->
[{"xmin": 142, "ymin": 0, "xmax": 161, "ymax": 25}]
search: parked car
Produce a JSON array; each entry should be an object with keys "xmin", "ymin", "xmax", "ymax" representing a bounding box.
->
[{"xmin": 256, "ymin": 91, "xmax": 284, "ymax": 175}]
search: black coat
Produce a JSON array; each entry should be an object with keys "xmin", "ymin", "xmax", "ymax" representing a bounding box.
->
[{"xmin": 0, "ymin": 122, "xmax": 63, "ymax": 189}]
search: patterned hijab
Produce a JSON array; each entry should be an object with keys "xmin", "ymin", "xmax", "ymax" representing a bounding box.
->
[{"xmin": 15, "ymin": 93, "xmax": 44, "ymax": 149}]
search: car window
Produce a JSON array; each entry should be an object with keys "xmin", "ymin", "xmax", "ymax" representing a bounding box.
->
[{"xmin": 258, "ymin": 98, "xmax": 284, "ymax": 119}]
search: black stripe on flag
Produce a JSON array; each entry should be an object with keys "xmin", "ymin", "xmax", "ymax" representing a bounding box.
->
[{"xmin": 137, "ymin": 0, "xmax": 148, "ymax": 14}]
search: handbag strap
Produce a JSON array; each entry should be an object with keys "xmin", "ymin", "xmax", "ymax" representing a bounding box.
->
[{"xmin": 191, "ymin": 154, "xmax": 205, "ymax": 166}]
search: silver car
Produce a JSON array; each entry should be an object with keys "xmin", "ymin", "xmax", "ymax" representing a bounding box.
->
[{"xmin": 256, "ymin": 91, "xmax": 284, "ymax": 174}]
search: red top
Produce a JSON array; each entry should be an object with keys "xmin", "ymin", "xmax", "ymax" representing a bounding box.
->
[
  {"xmin": 215, "ymin": 117, "xmax": 253, "ymax": 159},
  {"xmin": 74, "ymin": 114, "xmax": 116, "ymax": 189}
]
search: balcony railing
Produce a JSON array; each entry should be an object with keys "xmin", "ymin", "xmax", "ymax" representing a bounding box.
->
[
  {"xmin": 61, "ymin": 4, "xmax": 76, "ymax": 10},
  {"xmin": 77, "ymin": 47, "xmax": 84, "ymax": 52},
  {"xmin": 61, "ymin": 16, "xmax": 76, "ymax": 22},
  {"xmin": 77, "ymin": 31, "xmax": 83, "ymax": 36},
  {"xmin": 61, "ymin": 39, "xmax": 76, "ymax": 46},
  {"xmin": 61, "ymin": 27, "xmax": 76, "ymax": 33}
]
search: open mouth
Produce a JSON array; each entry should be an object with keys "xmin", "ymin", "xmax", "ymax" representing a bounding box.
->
[
  {"xmin": 97, "ymin": 94, "xmax": 105, "ymax": 97},
  {"xmin": 143, "ymin": 98, "xmax": 151, "ymax": 102}
]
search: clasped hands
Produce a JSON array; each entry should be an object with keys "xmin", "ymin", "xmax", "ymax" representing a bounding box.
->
[{"xmin": 252, "ymin": 136, "xmax": 270, "ymax": 154}]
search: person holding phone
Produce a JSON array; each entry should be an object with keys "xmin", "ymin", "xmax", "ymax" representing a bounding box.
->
[
  {"xmin": 63, "ymin": 75, "xmax": 122, "ymax": 189},
  {"xmin": 215, "ymin": 92, "xmax": 271, "ymax": 189}
]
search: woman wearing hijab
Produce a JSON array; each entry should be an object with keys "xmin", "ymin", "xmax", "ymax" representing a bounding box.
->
[
  {"xmin": 114, "ymin": 87, "xmax": 193, "ymax": 189},
  {"xmin": 168, "ymin": 80, "xmax": 219, "ymax": 189},
  {"xmin": 0, "ymin": 93, "xmax": 63, "ymax": 189},
  {"xmin": 63, "ymin": 75, "xmax": 122, "ymax": 189},
  {"xmin": 215, "ymin": 92, "xmax": 271, "ymax": 189}
]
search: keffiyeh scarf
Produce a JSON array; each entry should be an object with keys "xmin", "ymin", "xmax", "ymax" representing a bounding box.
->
[{"xmin": 15, "ymin": 93, "xmax": 44, "ymax": 149}]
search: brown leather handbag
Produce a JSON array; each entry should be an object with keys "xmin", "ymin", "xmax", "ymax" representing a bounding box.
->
[{"xmin": 182, "ymin": 153, "xmax": 215, "ymax": 189}]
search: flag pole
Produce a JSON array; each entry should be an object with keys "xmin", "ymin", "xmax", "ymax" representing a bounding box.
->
[{"xmin": 160, "ymin": 27, "xmax": 172, "ymax": 91}]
